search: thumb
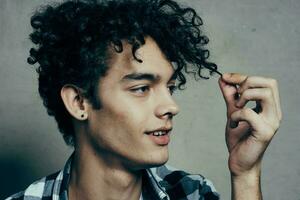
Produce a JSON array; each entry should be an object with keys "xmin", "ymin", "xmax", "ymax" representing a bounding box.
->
[{"xmin": 218, "ymin": 77, "xmax": 239, "ymax": 117}]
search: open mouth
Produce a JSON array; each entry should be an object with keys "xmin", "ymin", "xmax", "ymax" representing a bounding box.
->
[
  {"xmin": 148, "ymin": 130, "xmax": 169, "ymax": 136},
  {"xmin": 145, "ymin": 130, "xmax": 171, "ymax": 145}
]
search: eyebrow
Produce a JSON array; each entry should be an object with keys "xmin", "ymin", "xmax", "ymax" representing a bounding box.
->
[{"xmin": 121, "ymin": 72, "xmax": 177, "ymax": 83}]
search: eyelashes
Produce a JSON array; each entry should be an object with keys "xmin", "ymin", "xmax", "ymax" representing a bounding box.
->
[
  {"xmin": 130, "ymin": 85, "xmax": 150, "ymax": 94},
  {"xmin": 130, "ymin": 85, "xmax": 177, "ymax": 96}
]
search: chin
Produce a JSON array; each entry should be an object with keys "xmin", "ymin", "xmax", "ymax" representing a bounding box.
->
[
  {"xmin": 134, "ymin": 161, "xmax": 167, "ymax": 170},
  {"xmin": 126, "ymin": 146, "xmax": 169, "ymax": 170},
  {"xmin": 150, "ymin": 158, "xmax": 168, "ymax": 168},
  {"xmin": 138, "ymin": 147, "xmax": 169, "ymax": 169}
]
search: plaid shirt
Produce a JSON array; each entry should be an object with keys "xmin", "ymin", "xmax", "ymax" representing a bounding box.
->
[{"xmin": 5, "ymin": 154, "xmax": 219, "ymax": 200}]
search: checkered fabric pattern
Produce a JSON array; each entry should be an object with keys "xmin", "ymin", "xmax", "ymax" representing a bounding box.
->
[{"xmin": 5, "ymin": 154, "xmax": 219, "ymax": 200}]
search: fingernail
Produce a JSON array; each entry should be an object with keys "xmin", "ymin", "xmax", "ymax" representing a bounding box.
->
[{"xmin": 230, "ymin": 121, "xmax": 239, "ymax": 129}]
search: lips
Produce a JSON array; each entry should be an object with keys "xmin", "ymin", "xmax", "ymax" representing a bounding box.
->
[
  {"xmin": 145, "ymin": 128, "xmax": 172, "ymax": 145},
  {"xmin": 145, "ymin": 128, "xmax": 172, "ymax": 136},
  {"xmin": 152, "ymin": 131, "xmax": 168, "ymax": 136}
]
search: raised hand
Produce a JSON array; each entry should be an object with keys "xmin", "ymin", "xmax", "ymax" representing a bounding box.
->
[{"xmin": 218, "ymin": 73, "xmax": 282, "ymax": 177}]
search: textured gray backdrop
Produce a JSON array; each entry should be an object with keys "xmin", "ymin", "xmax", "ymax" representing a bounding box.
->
[{"xmin": 0, "ymin": 0, "xmax": 299, "ymax": 199}]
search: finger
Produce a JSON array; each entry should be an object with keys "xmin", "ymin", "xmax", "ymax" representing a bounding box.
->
[
  {"xmin": 236, "ymin": 77, "xmax": 282, "ymax": 120},
  {"xmin": 222, "ymin": 73, "xmax": 248, "ymax": 85},
  {"xmin": 226, "ymin": 121, "xmax": 250, "ymax": 149},
  {"xmin": 235, "ymin": 88, "xmax": 277, "ymax": 119},
  {"xmin": 231, "ymin": 108, "xmax": 262, "ymax": 130},
  {"xmin": 231, "ymin": 108, "xmax": 275, "ymax": 141},
  {"xmin": 218, "ymin": 78, "xmax": 239, "ymax": 117}
]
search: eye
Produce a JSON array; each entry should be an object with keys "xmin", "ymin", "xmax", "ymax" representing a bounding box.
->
[
  {"xmin": 168, "ymin": 85, "xmax": 177, "ymax": 95},
  {"xmin": 130, "ymin": 85, "xmax": 150, "ymax": 95}
]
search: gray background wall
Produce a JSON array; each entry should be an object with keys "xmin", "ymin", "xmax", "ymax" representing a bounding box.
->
[{"xmin": 0, "ymin": 0, "xmax": 299, "ymax": 199}]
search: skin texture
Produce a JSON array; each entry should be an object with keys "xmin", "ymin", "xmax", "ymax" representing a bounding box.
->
[
  {"xmin": 61, "ymin": 37, "xmax": 179, "ymax": 200},
  {"xmin": 61, "ymin": 37, "xmax": 282, "ymax": 200}
]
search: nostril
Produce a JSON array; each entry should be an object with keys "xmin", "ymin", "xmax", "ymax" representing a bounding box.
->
[
  {"xmin": 155, "ymin": 99, "xmax": 180, "ymax": 118},
  {"xmin": 165, "ymin": 112, "xmax": 173, "ymax": 119}
]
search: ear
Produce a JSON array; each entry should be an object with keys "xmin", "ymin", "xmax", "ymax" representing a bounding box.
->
[{"xmin": 60, "ymin": 84, "xmax": 88, "ymax": 120}]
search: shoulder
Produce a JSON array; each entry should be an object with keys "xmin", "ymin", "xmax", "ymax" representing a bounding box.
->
[
  {"xmin": 149, "ymin": 165, "xmax": 220, "ymax": 200},
  {"xmin": 4, "ymin": 171, "xmax": 61, "ymax": 200}
]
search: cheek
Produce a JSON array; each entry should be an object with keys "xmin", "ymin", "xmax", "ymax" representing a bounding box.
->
[
  {"xmin": 92, "ymin": 102, "xmax": 150, "ymax": 138},
  {"xmin": 113, "ymin": 104, "xmax": 149, "ymax": 133},
  {"xmin": 93, "ymin": 86, "xmax": 155, "ymax": 141},
  {"xmin": 106, "ymin": 95, "xmax": 151, "ymax": 126},
  {"xmin": 88, "ymin": 105, "xmax": 150, "ymax": 155}
]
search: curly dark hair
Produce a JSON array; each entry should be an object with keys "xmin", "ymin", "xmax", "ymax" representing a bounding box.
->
[{"xmin": 28, "ymin": 0, "xmax": 218, "ymax": 146}]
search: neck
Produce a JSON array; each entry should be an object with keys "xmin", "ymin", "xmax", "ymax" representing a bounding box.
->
[{"xmin": 68, "ymin": 144, "xmax": 143, "ymax": 200}]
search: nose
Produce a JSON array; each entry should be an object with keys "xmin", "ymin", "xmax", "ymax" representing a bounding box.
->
[{"xmin": 154, "ymin": 92, "xmax": 180, "ymax": 119}]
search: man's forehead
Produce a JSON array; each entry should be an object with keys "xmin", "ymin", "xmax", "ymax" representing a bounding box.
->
[{"xmin": 104, "ymin": 38, "xmax": 176, "ymax": 81}]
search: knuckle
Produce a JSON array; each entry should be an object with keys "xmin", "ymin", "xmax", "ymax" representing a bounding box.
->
[
  {"xmin": 264, "ymin": 88, "xmax": 272, "ymax": 97},
  {"xmin": 275, "ymin": 116, "xmax": 282, "ymax": 129},
  {"xmin": 279, "ymin": 114, "xmax": 283, "ymax": 122},
  {"xmin": 267, "ymin": 119, "xmax": 280, "ymax": 136},
  {"xmin": 269, "ymin": 78, "xmax": 278, "ymax": 88},
  {"xmin": 274, "ymin": 122, "xmax": 280, "ymax": 130},
  {"xmin": 242, "ymin": 107, "xmax": 252, "ymax": 115},
  {"xmin": 270, "ymin": 124, "xmax": 279, "ymax": 136}
]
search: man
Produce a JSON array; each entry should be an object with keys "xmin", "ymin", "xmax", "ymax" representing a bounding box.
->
[{"xmin": 6, "ymin": 0, "xmax": 281, "ymax": 199}]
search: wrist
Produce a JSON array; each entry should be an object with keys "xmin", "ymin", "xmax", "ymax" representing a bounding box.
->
[
  {"xmin": 231, "ymin": 170, "xmax": 260, "ymax": 187},
  {"xmin": 231, "ymin": 168, "xmax": 262, "ymax": 200},
  {"xmin": 229, "ymin": 159, "xmax": 262, "ymax": 176}
]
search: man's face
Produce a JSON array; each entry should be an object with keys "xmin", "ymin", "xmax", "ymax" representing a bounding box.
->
[{"xmin": 86, "ymin": 37, "xmax": 179, "ymax": 170}]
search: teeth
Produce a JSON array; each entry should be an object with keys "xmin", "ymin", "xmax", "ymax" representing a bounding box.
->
[
  {"xmin": 153, "ymin": 131, "xmax": 160, "ymax": 136},
  {"xmin": 153, "ymin": 131, "xmax": 166, "ymax": 136}
]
